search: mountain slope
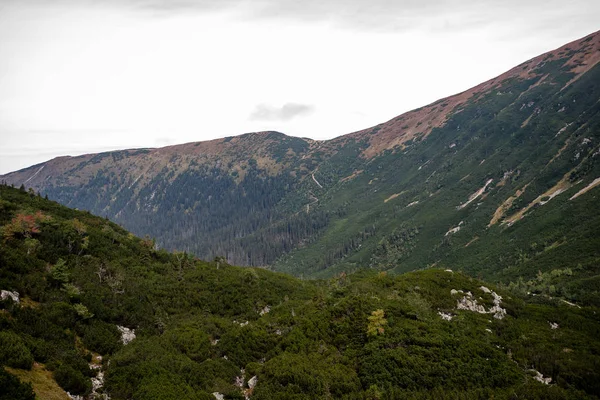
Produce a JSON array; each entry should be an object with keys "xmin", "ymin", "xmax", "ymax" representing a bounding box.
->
[
  {"xmin": 274, "ymin": 31, "xmax": 600, "ymax": 286},
  {"xmin": 2, "ymin": 30, "xmax": 600, "ymax": 291},
  {"xmin": 2, "ymin": 131, "xmax": 321, "ymax": 266},
  {"xmin": 1, "ymin": 184, "xmax": 599, "ymax": 399}
]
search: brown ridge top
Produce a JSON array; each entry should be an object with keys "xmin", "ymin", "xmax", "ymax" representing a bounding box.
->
[
  {"xmin": 339, "ymin": 30, "xmax": 600, "ymax": 159},
  {"xmin": 1, "ymin": 131, "xmax": 314, "ymax": 189},
  {"xmin": 2, "ymin": 31, "xmax": 599, "ymax": 185}
]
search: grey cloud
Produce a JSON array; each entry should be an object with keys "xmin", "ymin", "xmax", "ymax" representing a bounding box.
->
[
  {"xmin": 249, "ymin": 103, "xmax": 314, "ymax": 122},
  {"xmin": 154, "ymin": 137, "xmax": 176, "ymax": 146},
  {"xmin": 125, "ymin": 0, "xmax": 600, "ymax": 35},
  {"xmin": 126, "ymin": 0, "xmax": 462, "ymax": 32},
  {"xmin": 14, "ymin": 0, "xmax": 599, "ymax": 34}
]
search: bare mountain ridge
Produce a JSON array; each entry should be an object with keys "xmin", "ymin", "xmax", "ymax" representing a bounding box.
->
[
  {"xmin": 10, "ymin": 31, "xmax": 600, "ymax": 188},
  {"xmin": 334, "ymin": 29, "xmax": 600, "ymax": 158}
]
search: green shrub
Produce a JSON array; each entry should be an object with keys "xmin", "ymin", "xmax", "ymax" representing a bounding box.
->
[
  {"xmin": 0, "ymin": 369, "xmax": 35, "ymax": 400},
  {"xmin": 77, "ymin": 320, "xmax": 121, "ymax": 355},
  {"xmin": 163, "ymin": 327, "xmax": 211, "ymax": 362},
  {"xmin": 53, "ymin": 364, "xmax": 91, "ymax": 395},
  {"xmin": 0, "ymin": 331, "xmax": 34, "ymax": 369}
]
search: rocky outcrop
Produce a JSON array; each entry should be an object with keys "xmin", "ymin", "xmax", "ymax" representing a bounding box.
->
[
  {"xmin": 530, "ymin": 369, "xmax": 552, "ymax": 384},
  {"xmin": 454, "ymin": 286, "xmax": 506, "ymax": 319},
  {"xmin": 248, "ymin": 376, "xmax": 258, "ymax": 389},
  {"xmin": 0, "ymin": 290, "xmax": 19, "ymax": 304},
  {"xmin": 438, "ymin": 311, "xmax": 453, "ymax": 321},
  {"xmin": 259, "ymin": 305, "xmax": 271, "ymax": 316},
  {"xmin": 117, "ymin": 326, "xmax": 136, "ymax": 345}
]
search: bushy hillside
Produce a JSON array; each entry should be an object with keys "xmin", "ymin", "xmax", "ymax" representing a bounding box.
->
[{"xmin": 1, "ymin": 185, "xmax": 599, "ymax": 399}]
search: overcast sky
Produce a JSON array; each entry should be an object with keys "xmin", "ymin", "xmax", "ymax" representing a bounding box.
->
[{"xmin": 0, "ymin": 0, "xmax": 598, "ymax": 174}]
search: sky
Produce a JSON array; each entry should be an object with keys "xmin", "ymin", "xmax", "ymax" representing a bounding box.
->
[{"xmin": 0, "ymin": 0, "xmax": 598, "ymax": 174}]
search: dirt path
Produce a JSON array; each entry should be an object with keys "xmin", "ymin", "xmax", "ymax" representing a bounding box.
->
[{"xmin": 312, "ymin": 173, "xmax": 323, "ymax": 188}]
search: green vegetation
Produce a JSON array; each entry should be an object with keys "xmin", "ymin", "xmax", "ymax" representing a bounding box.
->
[
  {"xmin": 1, "ymin": 185, "xmax": 599, "ymax": 399},
  {"xmin": 0, "ymin": 368, "xmax": 35, "ymax": 400},
  {"xmin": 273, "ymin": 54, "xmax": 600, "ymax": 309},
  {"xmin": 1, "ymin": 32, "xmax": 600, "ymax": 399},
  {"xmin": 3, "ymin": 41, "xmax": 600, "ymax": 301}
]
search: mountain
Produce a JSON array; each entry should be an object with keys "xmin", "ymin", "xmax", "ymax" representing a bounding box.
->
[
  {"xmin": 2, "ymin": 30, "xmax": 600, "ymax": 298},
  {"xmin": 1, "ymin": 184, "xmax": 599, "ymax": 399},
  {"xmin": 2, "ymin": 131, "xmax": 321, "ymax": 267}
]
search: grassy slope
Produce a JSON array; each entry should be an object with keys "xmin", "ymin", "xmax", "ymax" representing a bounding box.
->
[{"xmin": 5, "ymin": 364, "xmax": 70, "ymax": 400}]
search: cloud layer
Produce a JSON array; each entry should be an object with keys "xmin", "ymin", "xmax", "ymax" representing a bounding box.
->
[
  {"xmin": 249, "ymin": 103, "xmax": 315, "ymax": 122},
  {"xmin": 11, "ymin": 0, "xmax": 600, "ymax": 34}
]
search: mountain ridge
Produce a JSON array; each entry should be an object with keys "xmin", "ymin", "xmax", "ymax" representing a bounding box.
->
[
  {"xmin": 2, "ymin": 30, "xmax": 600, "ymax": 287},
  {"xmin": 7, "ymin": 30, "xmax": 599, "ymax": 180}
]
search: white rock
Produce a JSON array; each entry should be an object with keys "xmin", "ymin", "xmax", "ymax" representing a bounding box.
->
[
  {"xmin": 479, "ymin": 286, "xmax": 491, "ymax": 294},
  {"xmin": 248, "ymin": 375, "xmax": 258, "ymax": 389},
  {"xmin": 457, "ymin": 296, "xmax": 486, "ymax": 313},
  {"xmin": 485, "ymin": 329, "xmax": 492, "ymax": 333},
  {"xmin": 445, "ymin": 226, "xmax": 461, "ymax": 236},
  {"xmin": 438, "ymin": 311, "xmax": 453, "ymax": 321},
  {"xmin": 445, "ymin": 269, "xmax": 453, "ymax": 273},
  {"xmin": 490, "ymin": 291, "xmax": 506, "ymax": 319},
  {"xmin": 549, "ymin": 322, "xmax": 559, "ymax": 329},
  {"xmin": 1, "ymin": 290, "xmax": 19, "ymax": 304},
  {"xmin": 213, "ymin": 393, "xmax": 225, "ymax": 400},
  {"xmin": 259, "ymin": 305, "xmax": 271, "ymax": 316},
  {"xmin": 531, "ymin": 369, "xmax": 552, "ymax": 384},
  {"xmin": 92, "ymin": 371, "xmax": 104, "ymax": 392},
  {"xmin": 450, "ymin": 289, "xmax": 458, "ymax": 295},
  {"xmin": 116, "ymin": 326, "xmax": 136, "ymax": 345},
  {"xmin": 456, "ymin": 289, "xmax": 506, "ymax": 319},
  {"xmin": 235, "ymin": 375, "xmax": 245, "ymax": 388}
]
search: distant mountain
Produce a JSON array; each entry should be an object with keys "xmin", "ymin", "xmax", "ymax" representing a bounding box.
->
[
  {"xmin": 2, "ymin": 131, "xmax": 319, "ymax": 266},
  {"xmin": 3, "ymin": 30, "xmax": 600, "ymax": 300}
]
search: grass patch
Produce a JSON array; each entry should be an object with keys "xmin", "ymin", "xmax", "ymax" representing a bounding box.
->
[{"xmin": 5, "ymin": 363, "xmax": 70, "ymax": 400}]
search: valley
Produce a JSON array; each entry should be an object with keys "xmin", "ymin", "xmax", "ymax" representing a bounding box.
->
[
  {"xmin": 1, "ymin": 29, "xmax": 600, "ymax": 400},
  {"xmin": 2, "ymin": 32, "xmax": 599, "ymax": 296}
]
